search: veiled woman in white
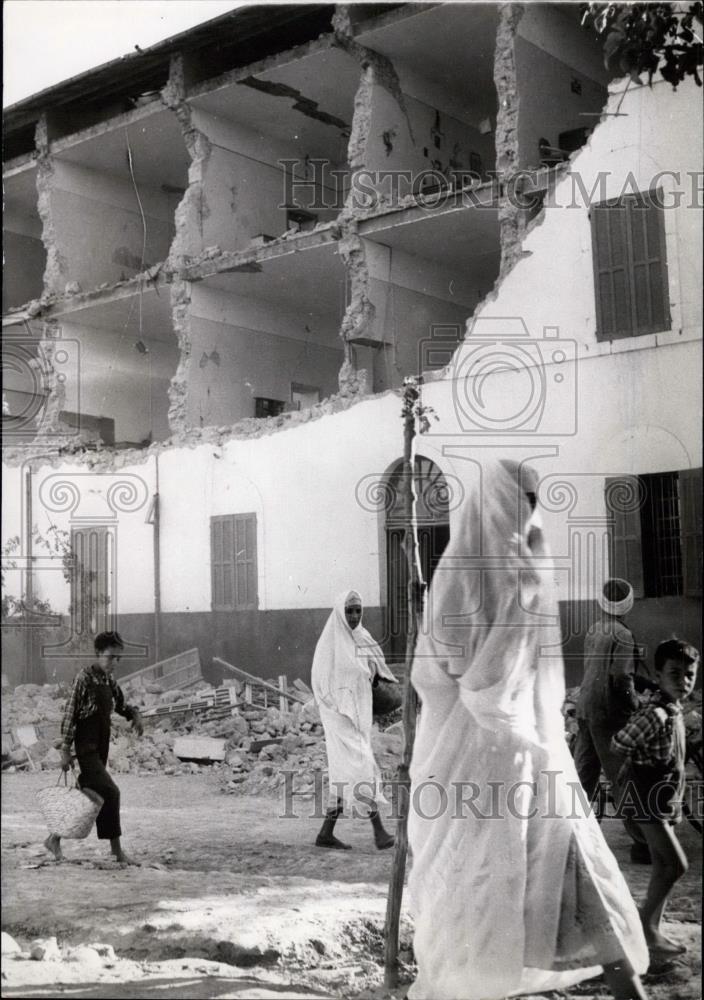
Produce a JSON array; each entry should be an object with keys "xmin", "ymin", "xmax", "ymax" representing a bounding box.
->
[
  {"xmin": 311, "ymin": 589, "xmax": 398, "ymax": 850},
  {"xmin": 408, "ymin": 461, "xmax": 649, "ymax": 1000}
]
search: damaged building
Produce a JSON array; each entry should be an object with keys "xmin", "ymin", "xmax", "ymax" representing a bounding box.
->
[{"xmin": 2, "ymin": 3, "xmax": 702, "ymax": 687}]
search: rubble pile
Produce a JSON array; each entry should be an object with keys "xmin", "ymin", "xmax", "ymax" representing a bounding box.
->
[
  {"xmin": 1, "ymin": 683, "xmax": 65, "ymax": 730},
  {"xmin": 3, "ymin": 681, "xmax": 700, "ymax": 789}
]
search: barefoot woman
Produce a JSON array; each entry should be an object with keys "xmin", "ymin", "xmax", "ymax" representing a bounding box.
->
[{"xmin": 46, "ymin": 631, "xmax": 143, "ymax": 865}]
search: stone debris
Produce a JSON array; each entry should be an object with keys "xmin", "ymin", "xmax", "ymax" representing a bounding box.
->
[
  {"xmin": 4, "ymin": 680, "xmax": 698, "ymax": 796},
  {"xmin": 1, "ymin": 931, "xmax": 22, "ymax": 955}
]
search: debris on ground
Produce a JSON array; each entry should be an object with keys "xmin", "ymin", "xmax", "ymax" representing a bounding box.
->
[
  {"xmin": 3, "ymin": 680, "xmax": 699, "ymax": 801},
  {"xmin": 0, "ymin": 680, "xmax": 403, "ymax": 792}
]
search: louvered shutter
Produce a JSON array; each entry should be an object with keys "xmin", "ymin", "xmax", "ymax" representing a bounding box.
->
[
  {"xmin": 591, "ymin": 191, "xmax": 670, "ymax": 341},
  {"xmin": 234, "ymin": 513, "xmax": 258, "ymax": 610}
]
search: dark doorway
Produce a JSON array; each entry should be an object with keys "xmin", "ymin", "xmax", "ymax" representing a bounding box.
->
[{"xmin": 385, "ymin": 456, "xmax": 450, "ymax": 663}]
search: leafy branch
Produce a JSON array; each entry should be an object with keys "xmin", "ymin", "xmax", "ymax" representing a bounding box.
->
[{"xmin": 582, "ymin": 2, "xmax": 703, "ymax": 87}]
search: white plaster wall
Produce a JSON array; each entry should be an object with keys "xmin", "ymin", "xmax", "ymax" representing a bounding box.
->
[
  {"xmin": 515, "ymin": 38, "xmax": 608, "ymax": 169},
  {"xmin": 192, "ymin": 109, "xmax": 343, "ymax": 254},
  {"xmin": 50, "ymin": 161, "xmax": 178, "ymax": 289},
  {"xmin": 3, "ymin": 75, "xmax": 700, "ymax": 621},
  {"xmin": 60, "ymin": 319, "xmax": 177, "ymax": 445},
  {"xmin": 187, "ymin": 282, "xmax": 344, "ymax": 426},
  {"xmin": 362, "ymin": 83, "xmax": 494, "ymax": 204},
  {"xmin": 486, "ymin": 77, "xmax": 702, "ymax": 344},
  {"xmin": 2, "ymin": 460, "xmax": 157, "ymax": 617}
]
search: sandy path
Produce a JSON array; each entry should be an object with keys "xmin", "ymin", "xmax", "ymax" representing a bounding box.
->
[{"xmin": 2, "ymin": 773, "xmax": 700, "ymax": 999}]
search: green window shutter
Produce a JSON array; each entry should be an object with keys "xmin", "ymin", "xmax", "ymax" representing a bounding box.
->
[
  {"xmin": 604, "ymin": 476, "xmax": 644, "ymax": 597},
  {"xmin": 680, "ymin": 468, "xmax": 703, "ymax": 597}
]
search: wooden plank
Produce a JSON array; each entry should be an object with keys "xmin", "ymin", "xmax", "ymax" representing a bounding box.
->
[
  {"xmin": 278, "ymin": 675, "xmax": 288, "ymax": 713},
  {"xmin": 173, "ymin": 736, "xmax": 226, "ymax": 761},
  {"xmin": 214, "ymin": 658, "xmax": 308, "ymax": 705},
  {"xmin": 292, "ymin": 678, "xmax": 313, "ymax": 697},
  {"xmin": 120, "ymin": 648, "xmax": 201, "ymax": 687}
]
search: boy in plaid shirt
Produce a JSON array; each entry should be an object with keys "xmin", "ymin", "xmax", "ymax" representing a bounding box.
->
[{"xmin": 612, "ymin": 638, "xmax": 699, "ymax": 958}]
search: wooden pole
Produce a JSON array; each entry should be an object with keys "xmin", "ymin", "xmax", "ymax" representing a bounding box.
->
[{"xmin": 384, "ymin": 378, "xmax": 423, "ymax": 989}]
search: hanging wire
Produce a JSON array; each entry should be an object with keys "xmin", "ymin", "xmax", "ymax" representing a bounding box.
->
[{"xmin": 96, "ymin": 129, "xmax": 150, "ymax": 438}]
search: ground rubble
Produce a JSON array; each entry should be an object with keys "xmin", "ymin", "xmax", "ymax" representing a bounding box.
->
[
  {"xmin": 3, "ymin": 679, "xmax": 700, "ymax": 794},
  {"xmin": 1, "ymin": 679, "xmax": 405, "ymax": 797}
]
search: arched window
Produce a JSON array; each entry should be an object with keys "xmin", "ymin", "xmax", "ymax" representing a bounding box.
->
[{"xmin": 385, "ymin": 456, "xmax": 450, "ymax": 662}]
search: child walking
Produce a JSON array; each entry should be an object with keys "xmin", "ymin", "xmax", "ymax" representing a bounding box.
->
[{"xmin": 612, "ymin": 638, "xmax": 699, "ymax": 958}]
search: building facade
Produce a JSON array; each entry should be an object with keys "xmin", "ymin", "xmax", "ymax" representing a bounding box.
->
[{"xmin": 2, "ymin": 3, "xmax": 702, "ymax": 687}]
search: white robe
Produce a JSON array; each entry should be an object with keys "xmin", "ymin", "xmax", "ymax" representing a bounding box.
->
[
  {"xmin": 408, "ymin": 461, "xmax": 649, "ymax": 1000},
  {"xmin": 311, "ymin": 590, "xmax": 397, "ymax": 811}
]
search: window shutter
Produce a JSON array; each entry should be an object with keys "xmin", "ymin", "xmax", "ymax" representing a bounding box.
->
[
  {"xmin": 680, "ymin": 468, "xmax": 703, "ymax": 597},
  {"xmin": 591, "ymin": 191, "xmax": 670, "ymax": 341},
  {"xmin": 234, "ymin": 513, "xmax": 258, "ymax": 610},
  {"xmin": 604, "ymin": 476, "xmax": 644, "ymax": 597},
  {"xmin": 628, "ymin": 193, "xmax": 670, "ymax": 335},
  {"xmin": 592, "ymin": 201, "xmax": 632, "ymax": 341},
  {"xmin": 211, "ymin": 515, "xmax": 236, "ymax": 611}
]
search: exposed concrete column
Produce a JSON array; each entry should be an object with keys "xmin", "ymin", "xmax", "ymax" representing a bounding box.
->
[
  {"xmin": 161, "ymin": 55, "xmax": 211, "ymax": 434},
  {"xmin": 494, "ymin": 2, "xmax": 526, "ymax": 278},
  {"xmin": 333, "ymin": 7, "xmax": 412, "ymax": 393},
  {"xmin": 35, "ymin": 115, "xmax": 69, "ymax": 296},
  {"xmin": 162, "ymin": 54, "xmax": 212, "ymax": 269},
  {"xmin": 166, "ymin": 280, "xmax": 192, "ymax": 435}
]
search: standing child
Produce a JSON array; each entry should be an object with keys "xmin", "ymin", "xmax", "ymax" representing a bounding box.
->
[
  {"xmin": 612, "ymin": 638, "xmax": 699, "ymax": 957},
  {"xmin": 46, "ymin": 631, "xmax": 143, "ymax": 865}
]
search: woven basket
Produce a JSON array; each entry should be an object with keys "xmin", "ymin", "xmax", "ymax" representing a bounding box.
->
[
  {"xmin": 372, "ymin": 678, "xmax": 403, "ymax": 717},
  {"xmin": 37, "ymin": 772, "xmax": 103, "ymax": 839}
]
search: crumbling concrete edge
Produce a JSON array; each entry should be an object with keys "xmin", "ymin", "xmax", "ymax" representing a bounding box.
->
[
  {"xmin": 35, "ymin": 115, "xmax": 68, "ymax": 297},
  {"xmin": 161, "ymin": 55, "xmax": 214, "ymax": 434},
  {"xmin": 494, "ymin": 2, "xmax": 526, "ymax": 279},
  {"xmin": 331, "ymin": 8, "xmax": 417, "ymax": 393}
]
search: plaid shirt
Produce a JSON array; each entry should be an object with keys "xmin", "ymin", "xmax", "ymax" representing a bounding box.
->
[
  {"xmin": 60, "ymin": 664, "xmax": 135, "ymax": 749},
  {"xmin": 611, "ymin": 691, "xmax": 685, "ymax": 767}
]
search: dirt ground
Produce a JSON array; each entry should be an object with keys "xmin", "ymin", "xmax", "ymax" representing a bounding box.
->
[{"xmin": 1, "ymin": 772, "xmax": 701, "ymax": 999}]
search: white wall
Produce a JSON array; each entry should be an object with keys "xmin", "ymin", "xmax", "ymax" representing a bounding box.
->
[
  {"xmin": 50, "ymin": 160, "xmax": 178, "ymax": 290},
  {"xmin": 191, "ymin": 109, "xmax": 342, "ymax": 255},
  {"xmin": 60, "ymin": 317, "xmax": 178, "ymax": 445},
  {"xmin": 3, "ymin": 75, "xmax": 700, "ymax": 620},
  {"xmin": 186, "ymin": 282, "xmax": 344, "ymax": 426}
]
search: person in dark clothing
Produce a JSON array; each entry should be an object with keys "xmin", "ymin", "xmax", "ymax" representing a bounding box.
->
[
  {"xmin": 611, "ymin": 638, "xmax": 699, "ymax": 958},
  {"xmin": 45, "ymin": 631, "xmax": 142, "ymax": 865},
  {"xmin": 574, "ymin": 578, "xmax": 657, "ymax": 863}
]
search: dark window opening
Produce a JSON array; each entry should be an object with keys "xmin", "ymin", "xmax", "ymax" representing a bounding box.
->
[
  {"xmin": 605, "ymin": 468, "xmax": 702, "ymax": 599},
  {"xmin": 254, "ymin": 397, "xmax": 286, "ymax": 419},
  {"xmin": 640, "ymin": 472, "xmax": 683, "ymax": 597},
  {"xmin": 286, "ymin": 208, "xmax": 318, "ymax": 233},
  {"xmin": 385, "ymin": 456, "xmax": 451, "ymax": 662}
]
